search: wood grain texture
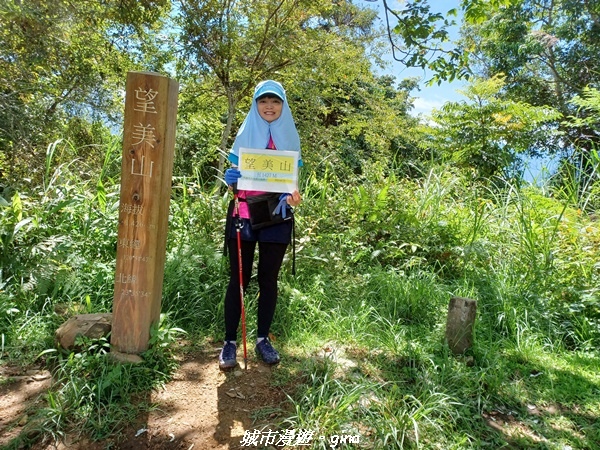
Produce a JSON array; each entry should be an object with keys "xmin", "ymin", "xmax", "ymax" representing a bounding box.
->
[{"xmin": 111, "ymin": 72, "xmax": 178, "ymax": 354}]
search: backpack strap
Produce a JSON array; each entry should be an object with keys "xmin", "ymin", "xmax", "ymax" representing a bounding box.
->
[{"xmin": 292, "ymin": 215, "xmax": 296, "ymax": 276}]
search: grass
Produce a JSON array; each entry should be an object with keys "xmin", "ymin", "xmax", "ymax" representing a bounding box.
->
[
  {"xmin": 277, "ymin": 329, "xmax": 599, "ymax": 448},
  {"xmin": 1, "ymin": 144, "xmax": 599, "ymax": 448}
]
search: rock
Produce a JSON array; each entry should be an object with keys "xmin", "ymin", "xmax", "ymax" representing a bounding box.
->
[
  {"xmin": 109, "ymin": 350, "xmax": 144, "ymax": 364},
  {"xmin": 55, "ymin": 313, "xmax": 112, "ymax": 350},
  {"xmin": 31, "ymin": 372, "xmax": 52, "ymax": 381}
]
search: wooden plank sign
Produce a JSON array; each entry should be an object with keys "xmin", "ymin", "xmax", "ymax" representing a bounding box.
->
[{"xmin": 111, "ymin": 72, "xmax": 178, "ymax": 354}]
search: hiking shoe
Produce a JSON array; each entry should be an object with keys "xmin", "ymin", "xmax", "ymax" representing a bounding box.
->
[
  {"xmin": 255, "ymin": 338, "xmax": 280, "ymax": 365},
  {"xmin": 219, "ymin": 342, "xmax": 237, "ymax": 370}
]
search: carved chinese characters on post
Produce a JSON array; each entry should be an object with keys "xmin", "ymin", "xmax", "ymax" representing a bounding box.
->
[
  {"xmin": 111, "ymin": 72, "xmax": 178, "ymax": 355},
  {"xmin": 135, "ymin": 87, "xmax": 158, "ymax": 114}
]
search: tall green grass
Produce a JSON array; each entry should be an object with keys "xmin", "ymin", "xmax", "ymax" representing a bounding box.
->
[
  {"xmin": 276, "ymin": 163, "xmax": 599, "ymax": 448},
  {"xmin": 1, "ymin": 142, "xmax": 599, "ymax": 448}
]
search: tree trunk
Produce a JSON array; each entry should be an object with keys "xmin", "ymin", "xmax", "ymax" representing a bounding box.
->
[{"xmin": 218, "ymin": 92, "xmax": 237, "ymax": 178}]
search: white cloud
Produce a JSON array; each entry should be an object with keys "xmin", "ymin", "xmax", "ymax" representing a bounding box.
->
[{"xmin": 411, "ymin": 97, "xmax": 445, "ymax": 116}]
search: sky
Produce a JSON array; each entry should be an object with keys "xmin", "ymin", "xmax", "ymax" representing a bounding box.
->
[{"xmin": 359, "ymin": 0, "xmax": 466, "ymax": 116}]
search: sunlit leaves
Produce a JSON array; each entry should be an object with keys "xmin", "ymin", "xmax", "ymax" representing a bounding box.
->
[
  {"xmin": 423, "ymin": 74, "xmax": 561, "ymax": 178},
  {"xmin": 0, "ymin": 0, "xmax": 171, "ymax": 185},
  {"xmin": 462, "ymin": 0, "xmax": 515, "ymax": 24}
]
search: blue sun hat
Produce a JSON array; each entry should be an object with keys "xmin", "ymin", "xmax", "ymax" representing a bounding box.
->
[
  {"xmin": 229, "ymin": 80, "xmax": 302, "ymax": 166},
  {"xmin": 254, "ymin": 80, "xmax": 285, "ymax": 101}
]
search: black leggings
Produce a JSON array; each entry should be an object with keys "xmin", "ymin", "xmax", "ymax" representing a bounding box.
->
[{"xmin": 224, "ymin": 239, "xmax": 288, "ymax": 342}]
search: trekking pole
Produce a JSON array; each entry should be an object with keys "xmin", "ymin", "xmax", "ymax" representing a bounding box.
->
[{"xmin": 232, "ymin": 184, "xmax": 248, "ymax": 370}]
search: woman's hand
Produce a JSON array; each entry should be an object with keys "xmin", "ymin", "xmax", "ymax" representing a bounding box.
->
[
  {"xmin": 224, "ymin": 168, "xmax": 242, "ymax": 186},
  {"xmin": 286, "ymin": 190, "xmax": 302, "ymax": 207}
]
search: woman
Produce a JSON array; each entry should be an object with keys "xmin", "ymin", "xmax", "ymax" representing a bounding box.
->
[{"xmin": 220, "ymin": 80, "xmax": 302, "ymax": 369}]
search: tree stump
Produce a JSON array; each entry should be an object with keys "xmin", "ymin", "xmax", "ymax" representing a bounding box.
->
[{"xmin": 445, "ymin": 297, "xmax": 477, "ymax": 354}]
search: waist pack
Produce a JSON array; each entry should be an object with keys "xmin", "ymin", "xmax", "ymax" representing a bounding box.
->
[
  {"xmin": 223, "ymin": 193, "xmax": 296, "ymax": 275},
  {"xmin": 246, "ymin": 193, "xmax": 293, "ymax": 230}
]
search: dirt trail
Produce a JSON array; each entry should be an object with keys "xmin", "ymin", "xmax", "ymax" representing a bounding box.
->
[{"xmin": 0, "ymin": 345, "xmax": 289, "ymax": 450}]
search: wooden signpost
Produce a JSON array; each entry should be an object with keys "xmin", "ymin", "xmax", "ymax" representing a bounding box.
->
[
  {"xmin": 111, "ymin": 72, "xmax": 178, "ymax": 356},
  {"xmin": 445, "ymin": 296, "xmax": 477, "ymax": 354}
]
